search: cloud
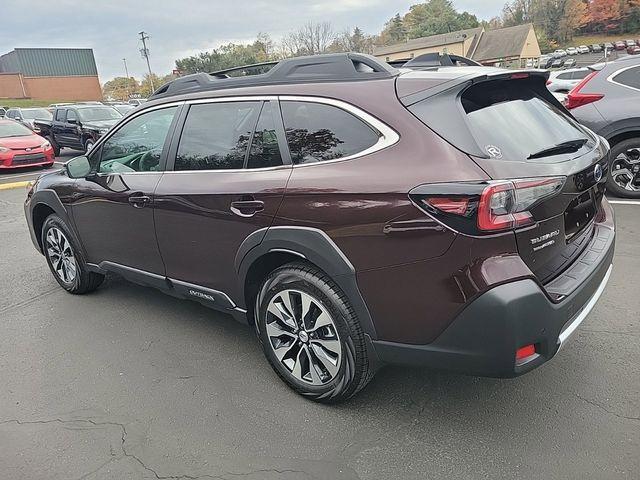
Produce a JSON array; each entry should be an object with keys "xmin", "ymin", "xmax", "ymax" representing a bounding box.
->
[{"xmin": 0, "ymin": 0, "xmax": 505, "ymax": 83}]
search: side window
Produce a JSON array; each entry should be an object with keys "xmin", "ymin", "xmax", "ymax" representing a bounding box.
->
[
  {"xmin": 572, "ymin": 70, "xmax": 590, "ymax": 80},
  {"xmin": 98, "ymin": 106, "xmax": 177, "ymax": 174},
  {"xmin": 175, "ymin": 101, "xmax": 260, "ymax": 171},
  {"xmin": 66, "ymin": 110, "xmax": 77, "ymax": 123},
  {"xmin": 613, "ymin": 66, "xmax": 640, "ymax": 89},
  {"xmin": 557, "ymin": 73, "xmax": 572, "ymax": 80},
  {"xmin": 280, "ymin": 101, "xmax": 380, "ymax": 164},
  {"xmin": 55, "ymin": 109, "xmax": 66, "ymax": 122},
  {"xmin": 247, "ymin": 102, "xmax": 283, "ymax": 169},
  {"xmin": 6, "ymin": 110, "xmax": 15, "ymax": 119}
]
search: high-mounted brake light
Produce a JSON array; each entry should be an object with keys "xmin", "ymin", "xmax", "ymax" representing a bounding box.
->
[{"xmin": 566, "ymin": 71, "xmax": 603, "ymax": 109}]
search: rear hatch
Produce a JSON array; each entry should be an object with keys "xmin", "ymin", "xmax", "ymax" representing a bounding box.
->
[{"xmin": 400, "ymin": 70, "xmax": 609, "ymax": 284}]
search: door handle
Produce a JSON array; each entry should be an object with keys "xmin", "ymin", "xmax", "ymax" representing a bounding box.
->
[
  {"xmin": 128, "ymin": 194, "xmax": 151, "ymax": 208},
  {"xmin": 230, "ymin": 199, "xmax": 264, "ymax": 217}
]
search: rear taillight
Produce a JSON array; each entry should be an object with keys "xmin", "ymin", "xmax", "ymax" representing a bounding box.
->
[
  {"xmin": 566, "ymin": 71, "xmax": 603, "ymax": 109},
  {"xmin": 411, "ymin": 177, "xmax": 565, "ymax": 235}
]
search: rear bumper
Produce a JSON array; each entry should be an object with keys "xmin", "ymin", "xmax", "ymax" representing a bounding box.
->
[{"xmin": 373, "ymin": 210, "xmax": 615, "ymax": 378}]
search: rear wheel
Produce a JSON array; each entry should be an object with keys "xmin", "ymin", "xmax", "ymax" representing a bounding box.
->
[
  {"xmin": 41, "ymin": 214, "xmax": 104, "ymax": 294},
  {"xmin": 84, "ymin": 138, "xmax": 95, "ymax": 153},
  {"xmin": 607, "ymin": 138, "xmax": 640, "ymax": 198},
  {"xmin": 255, "ymin": 263, "xmax": 374, "ymax": 403}
]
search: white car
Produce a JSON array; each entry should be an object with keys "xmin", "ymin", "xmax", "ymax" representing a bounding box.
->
[
  {"xmin": 566, "ymin": 47, "xmax": 579, "ymax": 55},
  {"xmin": 578, "ymin": 45, "xmax": 590, "ymax": 54},
  {"xmin": 546, "ymin": 68, "xmax": 591, "ymax": 93},
  {"xmin": 553, "ymin": 49, "xmax": 567, "ymax": 58}
]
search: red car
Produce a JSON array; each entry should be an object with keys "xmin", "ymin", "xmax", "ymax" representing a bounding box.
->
[
  {"xmin": 0, "ymin": 119, "xmax": 54, "ymax": 169},
  {"xmin": 627, "ymin": 45, "xmax": 640, "ymax": 55},
  {"xmin": 615, "ymin": 41, "xmax": 627, "ymax": 51}
]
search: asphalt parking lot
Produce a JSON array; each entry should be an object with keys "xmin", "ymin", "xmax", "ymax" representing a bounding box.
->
[{"xmin": 0, "ymin": 162, "xmax": 638, "ymax": 479}]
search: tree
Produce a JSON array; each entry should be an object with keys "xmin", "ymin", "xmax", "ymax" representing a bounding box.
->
[
  {"xmin": 558, "ymin": 0, "xmax": 588, "ymax": 42},
  {"xmin": 281, "ymin": 21, "xmax": 335, "ymax": 56},
  {"xmin": 588, "ymin": 0, "xmax": 623, "ymax": 32},
  {"xmin": 102, "ymin": 77, "xmax": 139, "ymax": 102},
  {"xmin": 378, "ymin": 14, "xmax": 407, "ymax": 45},
  {"xmin": 403, "ymin": 0, "xmax": 479, "ymax": 38},
  {"xmin": 330, "ymin": 27, "xmax": 375, "ymax": 54},
  {"xmin": 175, "ymin": 39, "xmax": 276, "ymax": 75}
]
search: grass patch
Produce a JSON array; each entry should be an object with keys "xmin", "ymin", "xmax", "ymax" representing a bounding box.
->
[
  {"xmin": 569, "ymin": 33, "xmax": 640, "ymax": 47},
  {"xmin": 0, "ymin": 99, "xmax": 68, "ymax": 108}
]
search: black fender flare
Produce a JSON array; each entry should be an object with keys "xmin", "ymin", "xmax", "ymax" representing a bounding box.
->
[
  {"xmin": 599, "ymin": 118, "xmax": 640, "ymax": 142},
  {"xmin": 235, "ymin": 226, "xmax": 378, "ymax": 339},
  {"xmin": 29, "ymin": 189, "xmax": 85, "ymax": 257}
]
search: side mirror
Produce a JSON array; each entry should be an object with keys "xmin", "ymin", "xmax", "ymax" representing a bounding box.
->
[
  {"xmin": 65, "ymin": 156, "xmax": 92, "ymax": 179},
  {"xmin": 68, "ymin": 118, "xmax": 76, "ymax": 124}
]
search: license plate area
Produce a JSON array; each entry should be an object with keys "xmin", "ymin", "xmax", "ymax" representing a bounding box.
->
[{"xmin": 564, "ymin": 189, "xmax": 596, "ymax": 241}]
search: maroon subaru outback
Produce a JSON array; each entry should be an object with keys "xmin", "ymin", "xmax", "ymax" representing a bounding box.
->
[{"xmin": 25, "ymin": 54, "xmax": 615, "ymax": 402}]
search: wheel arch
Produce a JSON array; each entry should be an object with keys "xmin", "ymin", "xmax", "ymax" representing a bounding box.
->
[
  {"xmin": 29, "ymin": 190, "xmax": 84, "ymax": 256},
  {"xmin": 236, "ymin": 226, "xmax": 378, "ymax": 339}
]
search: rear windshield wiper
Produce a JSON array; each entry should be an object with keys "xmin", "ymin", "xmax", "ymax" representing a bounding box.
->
[{"xmin": 528, "ymin": 138, "xmax": 588, "ymax": 160}]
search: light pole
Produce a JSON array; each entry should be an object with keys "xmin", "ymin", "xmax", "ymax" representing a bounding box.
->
[
  {"xmin": 122, "ymin": 58, "xmax": 130, "ymax": 101},
  {"xmin": 139, "ymin": 31, "xmax": 155, "ymax": 92}
]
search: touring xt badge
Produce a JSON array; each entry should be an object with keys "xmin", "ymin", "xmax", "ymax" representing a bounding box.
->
[{"xmin": 531, "ymin": 229, "xmax": 560, "ymax": 252}]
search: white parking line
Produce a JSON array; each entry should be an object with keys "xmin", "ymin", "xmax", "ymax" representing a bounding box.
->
[{"xmin": 609, "ymin": 200, "xmax": 640, "ymax": 205}]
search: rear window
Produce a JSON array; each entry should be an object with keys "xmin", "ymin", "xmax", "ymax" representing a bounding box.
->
[
  {"xmin": 612, "ymin": 66, "xmax": 640, "ymax": 90},
  {"xmin": 460, "ymin": 81, "xmax": 593, "ymax": 161}
]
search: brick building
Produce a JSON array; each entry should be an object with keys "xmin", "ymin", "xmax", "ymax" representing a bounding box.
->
[{"xmin": 0, "ymin": 48, "xmax": 102, "ymax": 101}]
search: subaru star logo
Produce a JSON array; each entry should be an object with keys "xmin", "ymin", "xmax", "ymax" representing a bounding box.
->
[{"xmin": 594, "ymin": 164, "xmax": 603, "ymax": 182}]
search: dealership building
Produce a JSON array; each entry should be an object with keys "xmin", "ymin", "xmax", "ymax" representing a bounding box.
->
[
  {"xmin": 374, "ymin": 24, "xmax": 541, "ymax": 68},
  {"xmin": 0, "ymin": 48, "xmax": 102, "ymax": 101}
]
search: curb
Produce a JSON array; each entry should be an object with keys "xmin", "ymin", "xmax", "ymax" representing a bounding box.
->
[{"xmin": 0, "ymin": 181, "xmax": 30, "ymax": 191}]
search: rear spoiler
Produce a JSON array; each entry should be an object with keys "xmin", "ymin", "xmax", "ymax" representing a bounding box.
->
[{"xmin": 401, "ymin": 69, "xmax": 574, "ymax": 160}]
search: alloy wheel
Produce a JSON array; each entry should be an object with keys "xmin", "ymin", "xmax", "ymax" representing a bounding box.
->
[
  {"xmin": 611, "ymin": 147, "xmax": 640, "ymax": 192},
  {"xmin": 265, "ymin": 289, "xmax": 342, "ymax": 385},
  {"xmin": 45, "ymin": 227, "xmax": 77, "ymax": 284}
]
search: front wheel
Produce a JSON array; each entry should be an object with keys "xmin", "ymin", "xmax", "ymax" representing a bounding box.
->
[
  {"xmin": 607, "ymin": 138, "xmax": 640, "ymax": 198},
  {"xmin": 47, "ymin": 136, "xmax": 60, "ymax": 157},
  {"xmin": 41, "ymin": 214, "xmax": 104, "ymax": 294},
  {"xmin": 256, "ymin": 262, "xmax": 374, "ymax": 403}
]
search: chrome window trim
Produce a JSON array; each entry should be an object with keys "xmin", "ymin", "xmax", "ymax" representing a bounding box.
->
[
  {"xmin": 279, "ymin": 95, "xmax": 400, "ymax": 168},
  {"xmin": 94, "ymin": 95, "xmax": 400, "ymax": 175},
  {"xmin": 606, "ymin": 64, "xmax": 640, "ymax": 93}
]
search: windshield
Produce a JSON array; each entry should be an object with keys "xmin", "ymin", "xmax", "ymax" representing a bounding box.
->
[
  {"xmin": 461, "ymin": 81, "xmax": 593, "ymax": 162},
  {"xmin": 22, "ymin": 108, "xmax": 52, "ymax": 120},
  {"xmin": 77, "ymin": 107, "xmax": 122, "ymax": 122},
  {"xmin": 0, "ymin": 122, "xmax": 34, "ymax": 138}
]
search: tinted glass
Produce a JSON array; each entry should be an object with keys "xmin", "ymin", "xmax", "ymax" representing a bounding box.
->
[
  {"xmin": 66, "ymin": 110, "xmax": 77, "ymax": 122},
  {"xmin": 281, "ymin": 101, "xmax": 379, "ymax": 164},
  {"xmin": 77, "ymin": 107, "xmax": 122, "ymax": 122},
  {"xmin": 571, "ymin": 70, "xmax": 590, "ymax": 80},
  {"xmin": 613, "ymin": 66, "xmax": 640, "ymax": 89},
  {"xmin": 461, "ymin": 81, "xmax": 593, "ymax": 162},
  {"xmin": 21, "ymin": 108, "xmax": 51, "ymax": 120},
  {"xmin": 175, "ymin": 102, "xmax": 260, "ymax": 171},
  {"xmin": 55, "ymin": 109, "xmax": 66, "ymax": 122},
  {"xmin": 557, "ymin": 73, "xmax": 572, "ymax": 80},
  {"xmin": 98, "ymin": 107, "xmax": 177, "ymax": 173},
  {"xmin": 247, "ymin": 102, "xmax": 283, "ymax": 169}
]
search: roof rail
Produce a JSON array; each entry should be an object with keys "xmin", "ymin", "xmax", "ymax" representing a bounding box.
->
[
  {"xmin": 389, "ymin": 53, "xmax": 481, "ymax": 70},
  {"xmin": 150, "ymin": 53, "xmax": 398, "ymax": 99}
]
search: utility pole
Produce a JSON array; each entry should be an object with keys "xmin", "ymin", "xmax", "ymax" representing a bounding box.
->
[
  {"xmin": 122, "ymin": 58, "xmax": 130, "ymax": 101},
  {"xmin": 139, "ymin": 31, "xmax": 155, "ymax": 92}
]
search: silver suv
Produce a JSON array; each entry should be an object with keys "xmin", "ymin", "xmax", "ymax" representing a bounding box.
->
[{"xmin": 568, "ymin": 56, "xmax": 640, "ymax": 198}]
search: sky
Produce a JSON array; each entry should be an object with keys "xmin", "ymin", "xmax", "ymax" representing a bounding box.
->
[{"xmin": 1, "ymin": 0, "xmax": 506, "ymax": 83}]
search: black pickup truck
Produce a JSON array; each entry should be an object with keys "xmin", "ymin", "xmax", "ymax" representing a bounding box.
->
[{"xmin": 34, "ymin": 104, "xmax": 122, "ymax": 156}]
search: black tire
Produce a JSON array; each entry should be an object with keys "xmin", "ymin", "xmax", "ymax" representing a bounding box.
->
[
  {"xmin": 47, "ymin": 136, "xmax": 60, "ymax": 157},
  {"xmin": 606, "ymin": 138, "xmax": 640, "ymax": 198},
  {"xmin": 255, "ymin": 262, "xmax": 374, "ymax": 403},
  {"xmin": 84, "ymin": 138, "xmax": 95, "ymax": 153},
  {"xmin": 41, "ymin": 214, "xmax": 104, "ymax": 294}
]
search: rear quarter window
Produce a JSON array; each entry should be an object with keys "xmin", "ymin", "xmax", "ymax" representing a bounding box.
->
[
  {"xmin": 612, "ymin": 66, "xmax": 640, "ymax": 90},
  {"xmin": 280, "ymin": 101, "xmax": 380, "ymax": 164}
]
